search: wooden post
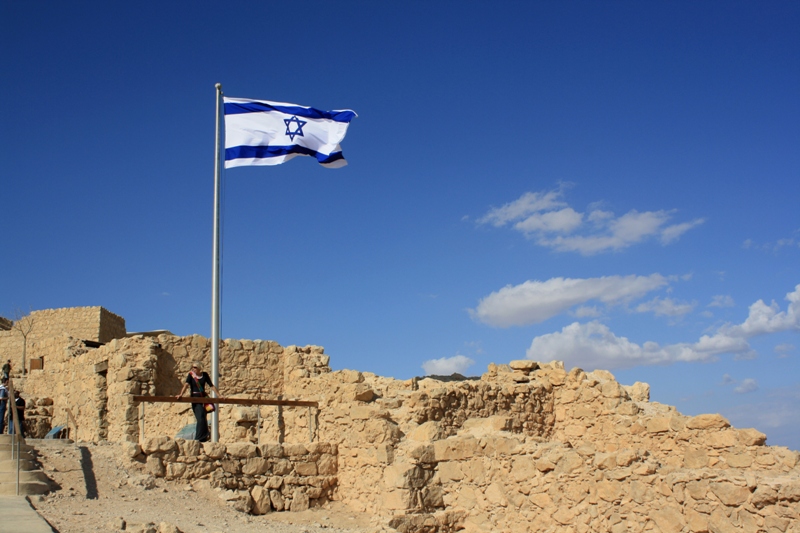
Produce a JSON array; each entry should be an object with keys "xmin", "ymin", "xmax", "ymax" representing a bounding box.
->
[
  {"xmin": 139, "ymin": 402, "xmax": 145, "ymax": 444},
  {"xmin": 65, "ymin": 407, "xmax": 78, "ymax": 440}
]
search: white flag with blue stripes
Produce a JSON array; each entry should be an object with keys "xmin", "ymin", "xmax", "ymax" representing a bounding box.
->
[{"xmin": 223, "ymin": 97, "xmax": 357, "ymax": 169}]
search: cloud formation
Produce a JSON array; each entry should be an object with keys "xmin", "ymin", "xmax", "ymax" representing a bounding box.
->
[
  {"xmin": 734, "ymin": 379, "xmax": 759, "ymax": 394},
  {"xmin": 635, "ymin": 297, "xmax": 696, "ymax": 317},
  {"xmin": 471, "ymin": 274, "xmax": 668, "ymax": 327},
  {"xmin": 709, "ymin": 295, "xmax": 735, "ymax": 308},
  {"xmin": 479, "ymin": 188, "xmax": 704, "ymax": 255},
  {"xmin": 526, "ymin": 284, "xmax": 800, "ymax": 371},
  {"xmin": 421, "ymin": 355, "xmax": 475, "ymax": 376}
]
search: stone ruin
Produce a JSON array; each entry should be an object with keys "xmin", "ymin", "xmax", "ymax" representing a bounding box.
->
[{"xmin": 1, "ymin": 306, "xmax": 799, "ymax": 532}]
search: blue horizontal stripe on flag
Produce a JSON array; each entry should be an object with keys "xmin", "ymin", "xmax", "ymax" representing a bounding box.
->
[
  {"xmin": 224, "ymin": 101, "xmax": 356, "ymax": 123},
  {"xmin": 226, "ymin": 145, "xmax": 346, "ymax": 165}
]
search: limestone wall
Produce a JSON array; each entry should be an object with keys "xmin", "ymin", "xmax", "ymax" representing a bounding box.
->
[
  {"xmin": 133, "ymin": 437, "xmax": 338, "ymax": 514},
  {"xmin": 0, "ymin": 306, "xmax": 125, "ymax": 374},
  {"xmin": 19, "ymin": 331, "xmax": 331, "ymax": 445},
  {"xmin": 10, "ymin": 305, "xmax": 800, "ymax": 531}
]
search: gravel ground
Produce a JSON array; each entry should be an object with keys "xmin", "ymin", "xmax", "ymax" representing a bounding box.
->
[{"xmin": 27, "ymin": 440, "xmax": 385, "ymax": 533}]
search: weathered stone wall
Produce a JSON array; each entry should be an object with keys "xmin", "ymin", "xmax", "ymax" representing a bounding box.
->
[
  {"xmin": 0, "ymin": 306, "xmax": 125, "ymax": 374},
  {"xmin": 19, "ymin": 330, "xmax": 330, "ymax": 445},
  {"xmin": 132, "ymin": 437, "xmax": 338, "ymax": 514},
  {"xmin": 21, "ymin": 334, "xmax": 143, "ymax": 442},
  {"xmin": 10, "ymin": 305, "xmax": 800, "ymax": 531}
]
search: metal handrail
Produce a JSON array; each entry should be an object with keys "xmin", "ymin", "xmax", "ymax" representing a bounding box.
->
[{"xmin": 5, "ymin": 376, "xmax": 25, "ymax": 496}]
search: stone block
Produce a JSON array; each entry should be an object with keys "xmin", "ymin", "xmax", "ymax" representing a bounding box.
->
[
  {"xmin": 226, "ymin": 442, "xmax": 257, "ymax": 458},
  {"xmin": 686, "ymin": 414, "xmax": 730, "ymax": 430},
  {"xmin": 375, "ymin": 444, "xmax": 394, "ymax": 464},
  {"xmin": 710, "ymin": 482, "xmax": 750, "ymax": 506},
  {"xmin": 684, "ymin": 448, "xmax": 709, "ymax": 468},
  {"xmin": 259, "ymin": 443, "xmax": 283, "ymax": 458},
  {"xmin": 202, "ymin": 442, "xmax": 226, "ymax": 459},
  {"xmin": 651, "ymin": 505, "xmax": 685, "ymax": 533},
  {"xmin": 705, "ymin": 430, "xmax": 737, "ymax": 449},
  {"xmin": 283, "ymin": 443, "xmax": 308, "ymax": 456},
  {"xmin": 317, "ymin": 453, "xmax": 337, "ymax": 474},
  {"xmin": 146, "ymin": 455, "xmax": 165, "ymax": 477},
  {"xmin": 165, "ymin": 462, "xmax": 186, "ymax": 480},
  {"xmin": 272, "ymin": 458, "xmax": 292, "ymax": 475},
  {"xmin": 383, "ymin": 489, "xmax": 414, "ymax": 510},
  {"xmin": 737, "ymin": 428, "xmax": 767, "ymax": 446},
  {"xmin": 433, "ymin": 437, "xmax": 478, "ymax": 461},
  {"xmin": 407, "ymin": 421, "xmax": 444, "ymax": 441},
  {"xmin": 646, "ymin": 417, "xmax": 671, "ymax": 433},
  {"xmin": 384, "ymin": 462, "xmax": 421, "ymax": 489},
  {"xmin": 250, "ymin": 485, "xmax": 272, "ymax": 515},
  {"xmin": 509, "ymin": 360, "xmax": 539, "ymax": 372},
  {"xmin": 723, "ymin": 452, "xmax": 753, "ymax": 468},
  {"xmin": 351, "ymin": 383, "xmax": 375, "ymax": 402},
  {"xmin": 269, "ymin": 489, "xmax": 285, "ymax": 511},
  {"xmin": 294, "ymin": 461, "xmax": 317, "ymax": 476},
  {"xmin": 626, "ymin": 381, "xmax": 650, "ymax": 402},
  {"xmin": 143, "ymin": 436, "xmax": 177, "ymax": 455},
  {"xmin": 337, "ymin": 369, "xmax": 364, "ymax": 383},
  {"xmin": 242, "ymin": 457, "xmax": 269, "ymax": 476},
  {"xmin": 290, "ymin": 489, "xmax": 310, "ymax": 512}
]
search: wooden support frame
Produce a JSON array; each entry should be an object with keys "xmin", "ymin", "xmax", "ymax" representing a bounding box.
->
[{"xmin": 132, "ymin": 396, "xmax": 320, "ymax": 443}]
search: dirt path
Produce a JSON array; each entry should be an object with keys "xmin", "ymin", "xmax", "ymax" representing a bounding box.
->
[{"xmin": 28, "ymin": 440, "xmax": 386, "ymax": 533}]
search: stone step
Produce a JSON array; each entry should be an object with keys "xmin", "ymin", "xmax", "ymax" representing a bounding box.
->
[
  {"xmin": 0, "ymin": 481, "xmax": 50, "ymax": 496},
  {"xmin": 0, "ymin": 443, "xmax": 35, "ymax": 454},
  {"xmin": 0, "ymin": 451, "xmax": 36, "ymax": 464},
  {"xmin": 0, "ymin": 435, "xmax": 25, "ymax": 445},
  {"xmin": 0, "ymin": 470, "xmax": 50, "ymax": 483},
  {"xmin": 0, "ymin": 459, "xmax": 37, "ymax": 471}
]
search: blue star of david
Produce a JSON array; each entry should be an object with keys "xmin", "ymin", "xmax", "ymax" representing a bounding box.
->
[{"xmin": 284, "ymin": 115, "xmax": 307, "ymax": 141}]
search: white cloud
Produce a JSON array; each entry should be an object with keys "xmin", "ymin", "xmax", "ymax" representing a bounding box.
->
[
  {"xmin": 513, "ymin": 208, "xmax": 583, "ymax": 235},
  {"xmin": 572, "ymin": 306, "xmax": 602, "ymax": 318},
  {"xmin": 470, "ymin": 274, "xmax": 668, "ymax": 327},
  {"xmin": 709, "ymin": 295, "xmax": 735, "ymax": 308},
  {"xmin": 526, "ymin": 284, "xmax": 800, "ymax": 371},
  {"xmin": 660, "ymin": 219, "xmax": 706, "ymax": 244},
  {"xmin": 635, "ymin": 297, "xmax": 696, "ymax": 317},
  {"xmin": 479, "ymin": 188, "xmax": 704, "ymax": 255},
  {"xmin": 722, "ymin": 373, "xmax": 735, "ymax": 385},
  {"xmin": 421, "ymin": 355, "xmax": 475, "ymax": 375},
  {"xmin": 526, "ymin": 320, "xmax": 747, "ymax": 371},
  {"xmin": 479, "ymin": 189, "xmax": 567, "ymax": 227},
  {"xmin": 734, "ymin": 378, "xmax": 759, "ymax": 394},
  {"xmin": 723, "ymin": 287, "xmax": 800, "ymax": 337},
  {"xmin": 775, "ymin": 343, "xmax": 795, "ymax": 358}
]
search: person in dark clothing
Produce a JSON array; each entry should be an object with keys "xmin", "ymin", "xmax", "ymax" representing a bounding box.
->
[
  {"xmin": 0, "ymin": 379, "xmax": 8, "ymax": 434},
  {"xmin": 8, "ymin": 391, "xmax": 24, "ymax": 437},
  {"xmin": 175, "ymin": 362, "xmax": 220, "ymax": 442}
]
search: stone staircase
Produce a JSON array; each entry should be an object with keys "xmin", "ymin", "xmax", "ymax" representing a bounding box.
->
[{"xmin": 0, "ymin": 434, "xmax": 52, "ymax": 495}]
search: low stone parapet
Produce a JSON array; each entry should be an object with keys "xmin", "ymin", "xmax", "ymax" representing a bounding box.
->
[{"xmin": 134, "ymin": 437, "xmax": 337, "ymax": 515}]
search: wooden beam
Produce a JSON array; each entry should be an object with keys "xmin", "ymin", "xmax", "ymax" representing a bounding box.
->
[{"xmin": 132, "ymin": 396, "xmax": 318, "ymax": 408}]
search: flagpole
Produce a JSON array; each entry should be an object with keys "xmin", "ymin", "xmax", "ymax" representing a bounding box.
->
[{"xmin": 211, "ymin": 82, "xmax": 223, "ymax": 442}]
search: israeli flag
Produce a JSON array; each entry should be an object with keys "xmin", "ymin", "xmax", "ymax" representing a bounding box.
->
[{"xmin": 223, "ymin": 97, "xmax": 357, "ymax": 169}]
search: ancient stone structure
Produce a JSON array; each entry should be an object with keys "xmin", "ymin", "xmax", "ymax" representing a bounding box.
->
[{"xmin": 5, "ymin": 306, "xmax": 800, "ymax": 532}]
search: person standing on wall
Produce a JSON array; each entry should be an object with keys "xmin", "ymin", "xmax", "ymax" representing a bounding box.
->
[
  {"xmin": 2, "ymin": 360, "xmax": 10, "ymax": 380},
  {"xmin": 0, "ymin": 379, "xmax": 8, "ymax": 434},
  {"xmin": 175, "ymin": 362, "xmax": 220, "ymax": 442}
]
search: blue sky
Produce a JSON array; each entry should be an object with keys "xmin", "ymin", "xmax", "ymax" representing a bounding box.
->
[{"xmin": 2, "ymin": 2, "xmax": 799, "ymax": 449}]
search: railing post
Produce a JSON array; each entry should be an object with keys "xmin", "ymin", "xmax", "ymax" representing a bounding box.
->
[
  {"xmin": 139, "ymin": 402, "xmax": 145, "ymax": 444},
  {"xmin": 257, "ymin": 406, "xmax": 262, "ymax": 444}
]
